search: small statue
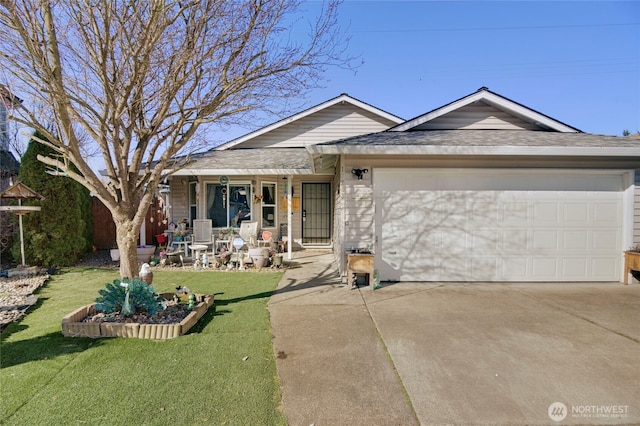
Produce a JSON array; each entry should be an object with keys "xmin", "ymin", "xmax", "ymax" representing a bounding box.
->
[
  {"xmin": 139, "ymin": 263, "xmax": 153, "ymax": 284},
  {"xmin": 188, "ymin": 293, "xmax": 195, "ymax": 310}
]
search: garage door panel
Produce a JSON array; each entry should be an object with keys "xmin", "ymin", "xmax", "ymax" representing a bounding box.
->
[
  {"xmin": 471, "ymin": 197, "xmax": 499, "ymax": 225},
  {"xmin": 440, "ymin": 228, "xmax": 468, "ymax": 253},
  {"xmin": 502, "ymin": 257, "xmax": 528, "ymax": 279},
  {"xmin": 532, "ymin": 258, "xmax": 559, "ymax": 278},
  {"xmin": 440, "ymin": 257, "xmax": 465, "ymax": 281},
  {"xmin": 562, "ymin": 230, "xmax": 589, "ymax": 251},
  {"xmin": 471, "ymin": 230, "xmax": 499, "ymax": 252},
  {"xmin": 593, "ymin": 202, "xmax": 620, "ymax": 224},
  {"xmin": 375, "ymin": 169, "xmax": 624, "ymax": 282},
  {"xmin": 592, "ymin": 258, "xmax": 619, "ymax": 279},
  {"xmin": 564, "ymin": 203, "xmax": 589, "ymax": 223},
  {"xmin": 532, "ymin": 230, "xmax": 560, "ymax": 251},
  {"xmin": 502, "ymin": 230, "xmax": 529, "ymax": 252},
  {"xmin": 592, "ymin": 230, "xmax": 619, "ymax": 250},
  {"xmin": 501, "ymin": 202, "xmax": 528, "ymax": 226},
  {"xmin": 533, "ymin": 203, "xmax": 560, "ymax": 224},
  {"xmin": 561, "ymin": 258, "xmax": 588, "ymax": 278},
  {"xmin": 470, "ymin": 257, "xmax": 499, "ymax": 281}
]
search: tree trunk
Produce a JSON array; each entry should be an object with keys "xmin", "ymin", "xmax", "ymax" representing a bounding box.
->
[{"xmin": 114, "ymin": 218, "xmax": 142, "ymax": 279}]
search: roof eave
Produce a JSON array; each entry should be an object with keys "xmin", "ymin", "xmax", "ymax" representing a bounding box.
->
[{"xmin": 307, "ymin": 145, "xmax": 640, "ymax": 157}]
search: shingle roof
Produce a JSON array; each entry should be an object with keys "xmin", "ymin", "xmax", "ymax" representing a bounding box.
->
[
  {"xmin": 175, "ymin": 148, "xmax": 313, "ymax": 175},
  {"xmin": 318, "ymin": 130, "xmax": 638, "ymax": 148}
]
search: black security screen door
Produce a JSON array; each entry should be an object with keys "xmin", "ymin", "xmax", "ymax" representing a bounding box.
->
[{"xmin": 302, "ymin": 183, "xmax": 331, "ymax": 245}]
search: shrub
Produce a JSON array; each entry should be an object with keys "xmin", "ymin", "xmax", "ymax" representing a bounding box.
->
[
  {"xmin": 95, "ymin": 278, "xmax": 164, "ymax": 316},
  {"xmin": 13, "ymin": 131, "xmax": 92, "ymax": 267}
]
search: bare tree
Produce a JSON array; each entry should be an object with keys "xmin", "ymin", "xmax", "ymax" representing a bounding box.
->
[{"xmin": 0, "ymin": 0, "xmax": 349, "ymax": 278}]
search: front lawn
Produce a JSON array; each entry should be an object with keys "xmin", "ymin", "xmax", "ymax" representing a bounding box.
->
[{"xmin": 1, "ymin": 268, "xmax": 286, "ymax": 425}]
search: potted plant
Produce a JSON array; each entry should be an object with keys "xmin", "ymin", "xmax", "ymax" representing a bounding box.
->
[
  {"xmin": 271, "ymin": 252, "xmax": 283, "ymax": 268},
  {"xmin": 623, "ymin": 244, "xmax": 640, "ymax": 285},
  {"xmin": 219, "ymin": 228, "xmax": 235, "ymax": 240}
]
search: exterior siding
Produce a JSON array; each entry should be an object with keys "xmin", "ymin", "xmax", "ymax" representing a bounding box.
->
[
  {"xmin": 342, "ymin": 159, "xmax": 375, "ymax": 250},
  {"xmin": 413, "ymin": 102, "xmax": 540, "ymax": 131},
  {"xmin": 343, "ymin": 182, "xmax": 374, "ymax": 250},
  {"xmin": 169, "ymin": 180, "xmax": 189, "ymax": 223},
  {"xmin": 635, "ymin": 170, "xmax": 640, "ymax": 245},
  {"xmin": 240, "ymin": 104, "xmax": 396, "ymax": 149}
]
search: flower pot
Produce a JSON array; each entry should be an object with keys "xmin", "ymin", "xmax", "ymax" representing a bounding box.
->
[
  {"xmin": 136, "ymin": 245, "xmax": 156, "ymax": 263},
  {"xmin": 110, "ymin": 248, "xmax": 120, "ymax": 261},
  {"xmin": 248, "ymin": 247, "xmax": 267, "ymax": 268}
]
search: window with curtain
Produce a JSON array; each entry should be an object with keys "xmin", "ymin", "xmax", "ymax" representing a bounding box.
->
[
  {"xmin": 206, "ymin": 183, "xmax": 251, "ymax": 228},
  {"xmin": 261, "ymin": 182, "xmax": 276, "ymax": 228}
]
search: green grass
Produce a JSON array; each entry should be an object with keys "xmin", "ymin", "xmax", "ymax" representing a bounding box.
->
[{"xmin": 1, "ymin": 268, "xmax": 286, "ymax": 425}]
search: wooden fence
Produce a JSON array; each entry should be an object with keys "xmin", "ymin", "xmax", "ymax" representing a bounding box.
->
[{"xmin": 91, "ymin": 196, "xmax": 167, "ymax": 249}]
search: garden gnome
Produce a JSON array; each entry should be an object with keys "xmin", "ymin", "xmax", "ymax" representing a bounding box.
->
[{"xmin": 139, "ymin": 263, "xmax": 153, "ymax": 284}]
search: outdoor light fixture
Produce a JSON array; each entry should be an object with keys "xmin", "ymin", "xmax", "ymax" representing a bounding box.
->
[{"xmin": 351, "ymin": 168, "xmax": 368, "ymax": 180}]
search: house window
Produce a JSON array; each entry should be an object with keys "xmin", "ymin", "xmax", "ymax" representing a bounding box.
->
[
  {"xmin": 189, "ymin": 181, "xmax": 197, "ymax": 228},
  {"xmin": 205, "ymin": 183, "xmax": 251, "ymax": 228},
  {"xmin": 261, "ymin": 182, "xmax": 276, "ymax": 228}
]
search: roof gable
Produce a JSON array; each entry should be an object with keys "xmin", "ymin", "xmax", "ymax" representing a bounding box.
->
[
  {"xmin": 215, "ymin": 94, "xmax": 403, "ymax": 150},
  {"xmin": 390, "ymin": 87, "xmax": 581, "ymax": 133}
]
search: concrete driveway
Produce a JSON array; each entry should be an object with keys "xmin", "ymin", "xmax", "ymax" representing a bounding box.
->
[{"xmin": 269, "ymin": 251, "xmax": 640, "ymax": 425}]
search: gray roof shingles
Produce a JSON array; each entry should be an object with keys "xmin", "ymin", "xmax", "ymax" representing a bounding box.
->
[
  {"xmin": 180, "ymin": 130, "xmax": 639, "ymax": 174},
  {"xmin": 184, "ymin": 148, "xmax": 312, "ymax": 172},
  {"xmin": 318, "ymin": 130, "xmax": 640, "ymax": 148}
]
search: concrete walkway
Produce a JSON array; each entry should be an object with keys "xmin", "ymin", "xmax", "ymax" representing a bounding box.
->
[{"xmin": 268, "ymin": 251, "xmax": 640, "ymax": 425}]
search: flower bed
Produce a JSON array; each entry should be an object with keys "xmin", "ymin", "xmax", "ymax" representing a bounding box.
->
[{"xmin": 61, "ymin": 294, "xmax": 214, "ymax": 339}]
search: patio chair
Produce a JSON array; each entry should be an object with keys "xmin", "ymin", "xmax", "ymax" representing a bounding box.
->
[
  {"xmin": 239, "ymin": 221, "xmax": 259, "ymax": 247},
  {"xmin": 192, "ymin": 219, "xmax": 215, "ymax": 250}
]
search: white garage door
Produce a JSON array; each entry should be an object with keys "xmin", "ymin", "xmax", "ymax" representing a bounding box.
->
[{"xmin": 374, "ymin": 169, "xmax": 624, "ymax": 282}]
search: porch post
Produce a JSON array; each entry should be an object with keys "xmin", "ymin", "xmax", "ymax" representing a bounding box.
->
[{"xmin": 287, "ymin": 174, "xmax": 292, "ymax": 260}]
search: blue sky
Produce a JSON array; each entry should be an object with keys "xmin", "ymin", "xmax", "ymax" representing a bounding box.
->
[
  {"xmin": 243, "ymin": 0, "xmax": 639, "ymax": 138},
  {"xmin": 9, "ymin": 1, "xmax": 639, "ymax": 165}
]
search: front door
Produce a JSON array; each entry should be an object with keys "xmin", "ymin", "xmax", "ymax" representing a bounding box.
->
[{"xmin": 302, "ymin": 182, "xmax": 331, "ymax": 245}]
